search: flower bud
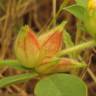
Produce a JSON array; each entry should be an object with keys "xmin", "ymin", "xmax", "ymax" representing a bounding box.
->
[
  {"xmin": 88, "ymin": 0, "xmax": 96, "ymax": 12},
  {"xmin": 14, "ymin": 26, "xmax": 40, "ymax": 68},
  {"xmin": 36, "ymin": 58, "xmax": 86, "ymax": 74},
  {"xmin": 38, "ymin": 22, "xmax": 64, "ymax": 57}
]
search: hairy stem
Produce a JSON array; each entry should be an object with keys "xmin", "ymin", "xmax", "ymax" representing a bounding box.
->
[{"xmin": 57, "ymin": 40, "xmax": 96, "ymax": 57}]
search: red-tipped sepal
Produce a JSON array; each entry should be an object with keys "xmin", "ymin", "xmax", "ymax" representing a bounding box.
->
[{"xmin": 14, "ymin": 26, "xmax": 40, "ymax": 68}]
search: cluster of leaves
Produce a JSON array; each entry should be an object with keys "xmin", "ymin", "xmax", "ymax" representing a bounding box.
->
[{"xmin": 65, "ymin": 0, "xmax": 96, "ymax": 38}]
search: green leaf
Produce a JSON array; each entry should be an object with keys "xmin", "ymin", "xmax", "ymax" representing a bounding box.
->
[
  {"xmin": 35, "ymin": 74, "xmax": 87, "ymax": 96},
  {"xmin": 0, "ymin": 60, "xmax": 29, "ymax": 70},
  {"xmin": 0, "ymin": 73, "xmax": 38, "ymax": 88},
  {"xmin": 63, "ymin": 31, "xmax": 76, "ymax": 58},
  {"xmin": 75, "ymin": 0, "xmax": 88, "ymax": 8},
  {"xmin": 64, "ymin": 4, "xmax": 88, "ymax": 21},
  {"xmin": 84, "ymin": 12, "xmax": 96, "ymax": 39},
  {"xmin": 63, "ymin": 31, "xmax": 74, "ymax": 48}
]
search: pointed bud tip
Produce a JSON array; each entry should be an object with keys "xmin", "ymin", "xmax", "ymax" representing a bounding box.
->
[
  {"xmin": 19, "ymin": 25, "xmax": 30, "ymax": 34},
  {"xmin": 72, "ymin": 60, "xmax": 87, "ymax": 68},
  {"xmin": 56, "ymin": 21, "xmax": 67, "ymax": 32}
]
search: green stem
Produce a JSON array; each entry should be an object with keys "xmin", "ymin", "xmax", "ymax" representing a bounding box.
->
[
  {"xmin": 53, "ymin": 0, "xmax": 56, "ymax": 26},
  {"xmin": 57, "ymin": 40, "xmax": 96, "ymax": 57},
  {"xmin": 48, "ymin": 0, "xmax": 69, "ymax": 29},
  {"xmin": 0, "ymin": 60, "xmax": 27, "ymax": 70},
  {"xmin": 0, "ymin": 60, "xmax": 19, "ymax": 65}
]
